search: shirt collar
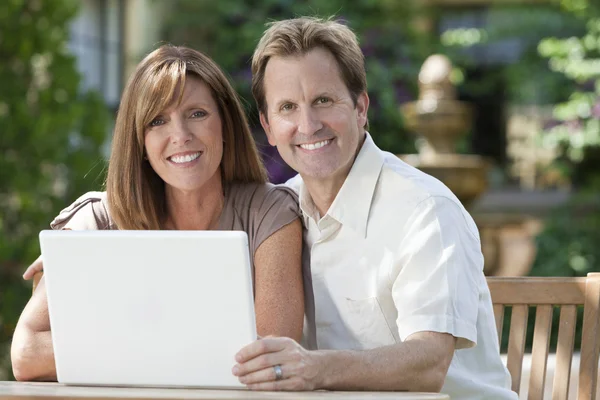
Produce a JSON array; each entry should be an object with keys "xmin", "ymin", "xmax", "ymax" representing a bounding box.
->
[{"xmin": 298, "ymin": 132, "xmax": 385, "ymax": 237}]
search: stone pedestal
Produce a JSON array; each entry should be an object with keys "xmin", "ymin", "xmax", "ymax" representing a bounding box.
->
[{"xmin": 477, "ymin": 214, "xmax": 542, "ymax": 276}]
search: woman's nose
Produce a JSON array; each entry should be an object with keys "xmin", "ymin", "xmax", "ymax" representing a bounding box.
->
[{"xmin": 170, "ymin": 119, "xmax": 193, "ymax": 145}]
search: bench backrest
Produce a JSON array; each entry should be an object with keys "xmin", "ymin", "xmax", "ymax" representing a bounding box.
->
[{"xmin": 487, "ymin": 273, "xmax": 600, "ymax": 400}]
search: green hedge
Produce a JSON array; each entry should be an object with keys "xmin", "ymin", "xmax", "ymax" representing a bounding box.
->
[{"xmin": 0, "ymin": 0, "xmax": 109, "ymax": 379}]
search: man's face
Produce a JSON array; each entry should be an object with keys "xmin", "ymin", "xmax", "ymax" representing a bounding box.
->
[{"xmin": 259, "ymin": 47, "xmax": 368, "ymax": 184}]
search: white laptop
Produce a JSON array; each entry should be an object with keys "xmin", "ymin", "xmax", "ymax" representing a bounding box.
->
[{"xmin": 39, "ymin": 229, "xmax": 257, "ymax": 389}]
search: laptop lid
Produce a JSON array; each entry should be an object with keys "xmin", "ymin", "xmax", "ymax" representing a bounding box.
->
[{"xmin": 39, "ymin": 229, "xmax": 256, "ymax": 388}]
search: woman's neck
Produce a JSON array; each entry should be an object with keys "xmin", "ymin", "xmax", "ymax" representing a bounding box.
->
[{"xmin": 164, "ymin": 174, "xmax": 225, "ymax": 231}]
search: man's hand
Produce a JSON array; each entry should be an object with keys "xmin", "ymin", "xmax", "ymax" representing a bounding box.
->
[
  {"xmin": 232, "ymin": 337, "xmax": 323, "ymax": 391},
  {"xmin": 23, "ymin": 255, "xmax": 43, "ymax": 280}
]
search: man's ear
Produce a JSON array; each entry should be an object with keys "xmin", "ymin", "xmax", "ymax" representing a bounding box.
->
[
  {"xmin": 259, "ymin": 112, "xmax": 276, "ymax": 146},
  {"xmin": 356, "ymin": 92, "xmax": 369, "ymax": 129}
]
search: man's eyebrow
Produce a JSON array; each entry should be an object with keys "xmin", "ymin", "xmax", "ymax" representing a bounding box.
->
[
  {"xmin": 274, "ymin": 98, "xmax": 294, "ymax": 109},
  {"xmin": 272, "ymin": 92, "xmax": 336, "ymax": 110}
]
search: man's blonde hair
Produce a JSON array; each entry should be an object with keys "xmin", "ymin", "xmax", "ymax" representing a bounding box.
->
[{"xmin": 251, "ymin": 16, "xmax": 367, "ymax": 127}]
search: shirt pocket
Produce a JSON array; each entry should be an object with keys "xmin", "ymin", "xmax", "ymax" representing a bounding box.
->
[{"xmin": 344, "ymin": 296, "xmax": 397, "ymax": 350}]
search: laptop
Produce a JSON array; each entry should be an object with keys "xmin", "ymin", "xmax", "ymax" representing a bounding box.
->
[{"xmin": 39, "ymin": 229, "xmax": 256, "ymax": 388}]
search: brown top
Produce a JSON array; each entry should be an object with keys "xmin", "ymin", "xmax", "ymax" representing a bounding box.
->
[
  {"xmin": 50, "ymin": 182, "xmax": 298, "ymax": 263},
  {"xmin": 49, "ymin": 182, "xmax": 316, "ymax": 348}
]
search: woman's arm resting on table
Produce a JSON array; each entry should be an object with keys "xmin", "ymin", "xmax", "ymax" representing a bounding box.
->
[
  {"xmin": 233, "ymin": 331, "xmax": 456, "ymax": 392},
  {"xmin": 11, "ymin": 276, "xmax": 57, "ymax": 382},
  {"xmin": 253, "ymin": 218, "xmax": 304, "ymax": 342}
]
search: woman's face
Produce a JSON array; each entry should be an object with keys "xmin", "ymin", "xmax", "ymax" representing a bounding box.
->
[{"xmin": 144, "ymin": 75, "xmax": 223, "ymax": 194}]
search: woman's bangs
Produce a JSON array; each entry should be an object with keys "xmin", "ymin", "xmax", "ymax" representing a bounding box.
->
[{"xmin": 137, "ymin": 60, "xmax": 187, "ymax": 133}]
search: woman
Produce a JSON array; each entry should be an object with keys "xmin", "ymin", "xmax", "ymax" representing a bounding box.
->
[{"xmin": 11, "ymin": 45, "xmax": 305, "ymax": 381}]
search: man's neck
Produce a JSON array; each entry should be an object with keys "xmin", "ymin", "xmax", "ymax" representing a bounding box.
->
[
  {"xmin": 301, "ymin": 132, "xmax": 366, "ymax": 218},
  {"xmin": 302, "ymin": 176, "xmax": 345, "ymax": 218}
]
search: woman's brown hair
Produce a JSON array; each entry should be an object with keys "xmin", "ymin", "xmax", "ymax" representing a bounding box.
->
[{"xmin": 106, "ymin": 45, "xmax": 267, "ymax": 230}]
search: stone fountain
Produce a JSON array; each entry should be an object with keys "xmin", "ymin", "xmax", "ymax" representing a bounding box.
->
[
  {"xmin": 399, "ymin": 54, "xmax": 540, "ymax": 276},
  {"xmin": 400, "ymin": 54, "xmax": 488, "ymax": 207}
]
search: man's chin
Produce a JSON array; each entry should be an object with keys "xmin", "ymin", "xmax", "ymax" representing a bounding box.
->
[{"xmin": 296, "ymin": 166, "xmax": 340, "ymax": 181}]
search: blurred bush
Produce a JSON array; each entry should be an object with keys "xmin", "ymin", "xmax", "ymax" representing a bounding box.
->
[
  {"xmin": 531, "ymin": 192, "xmax": 600, "ymax": 279},
  {"xmin": 531, "ymin": 0, "xmax": 600, "ymax": 279},
  {"xmin": 0, "ymin": 0, "xmax": 109, "ymax": 379},
  {"xmin": 537, "ymin": 0, "xmax": 600, "ymax": 178}
]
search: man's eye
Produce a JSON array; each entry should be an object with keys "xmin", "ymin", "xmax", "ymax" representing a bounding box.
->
[
  {"xmin": 281, "ymin": 103, "xmax": 294, "ymax": 111},
  {"xmin": 317, "ymin": 97, "xmax": 331, "ymax": 104}
]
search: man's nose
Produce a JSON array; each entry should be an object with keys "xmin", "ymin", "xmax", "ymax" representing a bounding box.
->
[{"xmin": 298, "ymin": 108, "xmax": 323, "ymax": 136}]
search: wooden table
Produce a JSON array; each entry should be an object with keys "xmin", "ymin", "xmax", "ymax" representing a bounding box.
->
[{"xmin": 0, "ymin": 382, "xmax": 449, "ymax": 400}]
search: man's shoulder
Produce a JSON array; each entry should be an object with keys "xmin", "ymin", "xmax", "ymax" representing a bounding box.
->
[
  {"xmin": 377, "ymin": 151, "xmax": 460, "ymax": 205},
  {"xmin": 372, "ymin": 151, "xmax": 480, "ymax": 237},
  {"xmin": 283, "ymin": 174, "xmax": 303, "ymax": 194}
]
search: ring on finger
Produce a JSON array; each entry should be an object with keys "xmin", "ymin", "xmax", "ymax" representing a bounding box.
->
[{"xmin": 273, "ymin": 364, "xmax": 283, "ymax": 381}]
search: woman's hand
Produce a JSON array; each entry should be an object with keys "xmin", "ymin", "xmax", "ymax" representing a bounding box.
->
[{"xmin": 23, "ymin": 255, "xmax": 43, "ymax": 280}]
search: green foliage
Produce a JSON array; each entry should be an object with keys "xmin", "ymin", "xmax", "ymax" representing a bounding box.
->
[
  {"xmin": 441, "ymin": 4, "xmax": 583, "ymax": 106},
  {"xmin": 557, "ymin": 0, "xmax": 596, "ymax": 16},
  {"xmin": 530, "ymin": 192, "xmax": 600, "ymax": 278},
  {"xmin": 0, "ymin": 0, "xmax": 109, "ymax": 379},
  {"xmin": 537, "ymin": 0, "xmax": 600, "ymax": 170},
  {"xmin": 161, "ymin": 0, "xmax": 429, "ymax": 156}
]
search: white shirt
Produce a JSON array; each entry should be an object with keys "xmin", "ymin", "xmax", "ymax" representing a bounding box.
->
[{"xmin": 287, "ymin": 133, "xmax": 517, "ymax": 400}]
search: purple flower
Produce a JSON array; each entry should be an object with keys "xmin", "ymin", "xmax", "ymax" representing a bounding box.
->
[
  {"xmin": 394, "ymin": 81, "xmax": 414, "ymax": 104},
  {"xmin": 566, "ymin": 119, "xmax": 583, "ymax": 134},
  {"xmin": 260, "ymin": 145, "xmax": 296, "ymax": 184},
  {"xmin": 592, "ymin": 99, "xmax": 600, "ymax": 119}
]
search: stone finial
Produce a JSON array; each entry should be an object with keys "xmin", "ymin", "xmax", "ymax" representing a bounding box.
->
[{"xmin": 418, "ymin": 54, "xmax": 456, "ymax": 102}]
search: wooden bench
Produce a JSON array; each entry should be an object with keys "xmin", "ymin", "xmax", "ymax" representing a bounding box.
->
[{"xmin": 488, "ymin": 273, "xmax": 600, "ymax": 400}]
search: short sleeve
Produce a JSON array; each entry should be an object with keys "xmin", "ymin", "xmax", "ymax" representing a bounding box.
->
[
  {"xmin": 252, "ymin": 184, "xmax": 301, "ymax": 254},
  {"xmin": 392, "ymin": 196, "xmax": 483, "ymax": 349},
  {"xmin": 50, "ymin": 191, "xmax": 113, "ymax": 230}
]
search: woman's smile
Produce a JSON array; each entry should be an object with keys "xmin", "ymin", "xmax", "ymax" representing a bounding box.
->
[{"xmin": 167, "ymin": 151, "xmax": 203, "ymax": 167}]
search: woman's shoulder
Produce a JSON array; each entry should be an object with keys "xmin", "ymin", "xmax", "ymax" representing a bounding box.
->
[
  {"xmin": 226, "ymin": 182, "xmax": 299, "ymax": 209},
  {"xmin": 50, "ymin": 191, "xmax": 115, "ymax": 230},
  {"xmin": 224, "ymin": 182, "xmax": 301, "ymax": 255}
]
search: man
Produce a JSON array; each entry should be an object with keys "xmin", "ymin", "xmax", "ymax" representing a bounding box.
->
[{"xmin": 231, "ymin": 17, "xmax": 517, "ymax": 399}]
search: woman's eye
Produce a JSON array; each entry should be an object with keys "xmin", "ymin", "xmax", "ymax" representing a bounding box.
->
[
  {"xmin": 149, "ymin": 118, "xmax": 164, "ymax": 127},
  {"xmin": 192, "ymin": 110, "xmax": 207, "ymax": 118}
]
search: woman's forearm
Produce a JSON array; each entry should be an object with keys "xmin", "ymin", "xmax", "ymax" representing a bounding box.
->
[
  {"xmin": 12, "ymin": 277, "xmax": 57, "ymax": 381},
  {"xmin": 11, "ymin": 328, "xmax": 57, "ymax": 381}
]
